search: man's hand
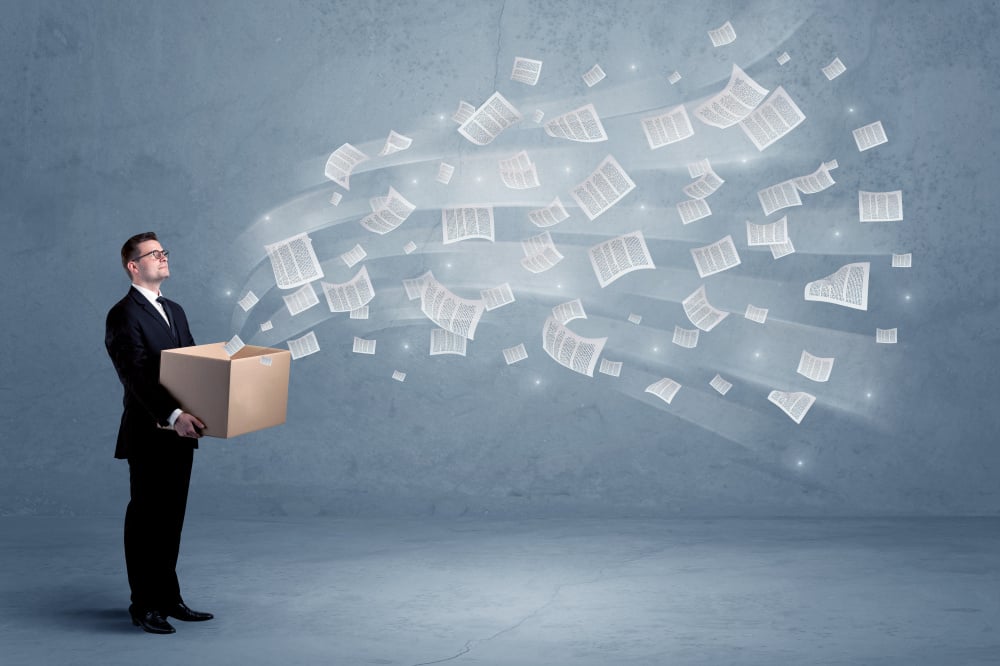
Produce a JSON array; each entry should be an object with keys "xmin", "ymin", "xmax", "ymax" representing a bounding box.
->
[{"xmin": 175, "ymin": 412, "xmax": 206, "ymax": 439}]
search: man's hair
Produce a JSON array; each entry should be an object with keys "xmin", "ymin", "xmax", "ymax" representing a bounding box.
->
[{"xmin": 120, "ymin": 231, "xmax": 159, "ymax": 276}]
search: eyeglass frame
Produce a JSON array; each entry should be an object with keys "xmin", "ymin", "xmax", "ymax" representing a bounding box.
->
[{"xmin": 131, "ymin": 248, "xmax": 170, "ymax": 262}]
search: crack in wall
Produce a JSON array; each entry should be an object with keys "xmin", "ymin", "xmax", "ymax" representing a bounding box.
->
[{"xmin": 491, "ymin": 0, "xmax": 506, "ymax": 93}]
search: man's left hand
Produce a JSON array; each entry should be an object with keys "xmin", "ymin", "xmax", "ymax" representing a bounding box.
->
[{"xmin": 175, "ymin": 412, "xmax": 205, "ymax": 439}]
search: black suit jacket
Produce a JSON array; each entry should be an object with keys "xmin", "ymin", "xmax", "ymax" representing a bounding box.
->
[{"xmin": 105, "ymin": 286, "xmax": 197, "ymax": 459}]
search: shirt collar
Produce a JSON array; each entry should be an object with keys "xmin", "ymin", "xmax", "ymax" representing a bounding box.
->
[{"xmin": 132, "ymin": 283, "xmax": 163, "ymax": 306}]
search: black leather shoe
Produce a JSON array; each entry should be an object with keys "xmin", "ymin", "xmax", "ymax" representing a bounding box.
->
[
  {"xmin": 164, "ymin": 602, "xmax": 214, "ymax": 622},
  {"xmin": 130, "ymin": 607, "xmax": 176, "ymax": 634}
]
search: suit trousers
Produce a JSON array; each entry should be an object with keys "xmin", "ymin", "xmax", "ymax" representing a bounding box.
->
[{"xmin": 124, "ymin": 439, "xmax": 194, "ymax": 612}]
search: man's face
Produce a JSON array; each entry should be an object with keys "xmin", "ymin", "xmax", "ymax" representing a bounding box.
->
[{"xmin": 129, "ymin": 239, "xmax": 170, "ymax": 284}]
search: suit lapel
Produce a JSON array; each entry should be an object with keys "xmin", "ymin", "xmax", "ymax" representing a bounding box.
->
[{"xmin": 128, "ymin": 287, "xmax": 175, "ymax": 341}]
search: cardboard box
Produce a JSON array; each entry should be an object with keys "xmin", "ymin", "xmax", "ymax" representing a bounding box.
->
[{"xmin": 160, "ymin": 342, "xmax": 291, "ymax": 438}]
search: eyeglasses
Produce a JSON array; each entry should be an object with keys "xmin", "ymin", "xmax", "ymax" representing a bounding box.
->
[{"xmin": 132, "ymin": 249, "xmax": 170, "ymax": 262}]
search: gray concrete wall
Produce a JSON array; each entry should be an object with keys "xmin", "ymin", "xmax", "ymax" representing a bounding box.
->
[{"xmin": 2, "ymin": 0, "xmax": 998, "ymax": 517}]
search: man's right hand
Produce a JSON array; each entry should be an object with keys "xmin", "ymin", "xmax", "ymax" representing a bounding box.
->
[{"xmin": 175, "ymin": 412, "xmax": 206, "ymax": 439}]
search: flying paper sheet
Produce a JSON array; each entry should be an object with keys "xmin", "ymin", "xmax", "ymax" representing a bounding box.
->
[
  {"xmin": 378, "ymin": 130, "xmax": 413, "ymax": 156},
  {"xmin": 694, "ymin": 64, "xmax": 768, "ymax": 129},
  {"xmin": 442, "ymin": 206, "xmax": 495, "ymax": 244},
  {"xmin": 571, "ymin": 155, "xmax": 636, "ymax": 221},
  {"xmin": 430, "ymin": 328, "xmax": 468, "ymax": 356},
  {"xmin": 288, "ymin": 331, "xmax": 320, "ymax": 360},
  {"xmin": 744, "ymin": 304, "xmax": 769, "ymax": 324},
  {"xmin": 687, "ymin": 158, "xmax": 712, "ymax": 178},
  {"xmin": 224, "ymin": 335, "xmax": 245, "ymax": 357},
  {"xmin": 283, "ymin": 283, "xmax": 319, "ymax": 316},
  {"xmin": 710, "ymin": 374, "xmax": 733, "ymax": 395},
  {"xmin": 502, "ymin": 343, "xmax": 528, "ymax": 365},
  {"xmin": 770, "ymin": 237, "xmax": 796, "ymax": 260},
  {"xmin": 859, "ymin": 190, "xmax": 903, "ymax": 222},
  {"xmin": 876, "ymin": 328, "xmax": 898, "ymax": 344},
  {"xmin": 768, "ymin": 390, "xmax": 816, "ymax": 424},
  {"xmin": 436, "ymin": 162, "xmax": 455, "ymax": 185},
  {"xmin": 521, "ymin": 232, "xmax": 564, "ymax": 273},
  {"xmin": 324, "ymin": 142, "xmax": 369, "ymax": 190},
  {"xmin": 552, "ymin": 298, "xmax": 586, "ymax": 325},
  {"xmin": 498, "ymin": 151, "xmax": 541, "ymax": 189},
  {"xmin": 511, "ymin": 56, "xmax": 543, "ymax": 85},
  {"xmin": 598, "ymin": 359, "xmax": 623, "ymax": 377},
  {"xmin": 265, "ymin": 232, "xmax": 324, "ymax": 290},
  {"xmin": 797, "ymin": 350, "xmax": 835, "ymax": 382},
  {"xmin": 683, "ymin": 165, "xmax": 724, "ymax": 199},
  {"xmin": 677, "ymin": 198, "xmax": 712, "ymax": 225},
  {"xmin": 321, "ymin": 265, "xmax": 375, "ymax": 313},
  {"xmin": 419, "ymin": 273, "xmax": 486, "ymax": 340},
  {"xmin": 353, "ymin": 337, "xmax": 376, "ymax": 355},
  {"xmin": 402, "ymin": 270, "xmax": 432, "ymax": 301},
  {"xmin": 458, "ymin": 91, "xmax": 522, "ymax": 145},
  {"xmin": 588, "ymin": 230, "xmax": 655, "ymax": 288},
  {"xmin": 683, "ymin": 285, "xmax": 729, "ymax": 331},
  {"xmin": 804, "ymin": 262, "xmax": 870, "ymax": 311},
  {"xmin": 340, "ymin": 244, "xmax": 367, "ymax": 268},
  {"xmin": 822, "ymin": 57, "xmax": 847, "ymax": 80},
  {"xmin": 758, "ymin": 180, "xmax": 802, "ymax": 216},
  {"xmin": 641, "ymin": 104, "xmax": 694, "ymax": 149},
  {"xmin": 360, "ymin": 186, "xmax": 416, "ymax": 235},
  {"xmin": 739, "ymin": 86, "xmax": 806, "ymax": 151},
  {"xmin": 451, "ymin": 100, "xmax": 475, "ymax": 124},
  {"xmin": 853, "ymin": 120, "xmax": 888, "ymax": 151},
  {"xmin": 792, "ymin": 163, "xmax": 836, "ymax": 194},
  {"xmin": 708, "ymin": 20, "xmax": 737, "ymax": 47},
  {"xmin": 747, "ymin": 216, "xmax": 788, "ymax": 246},
  {"xmin": 528, "ymin": 197, "xmax": 570, "ymax": 228},
  {"xmin": 238, "ymin": 291, "xmax": 258, "ymax": 312},
  {"xmin": 672, "ymin": 326, "xmax": 699, "ymax": 349},
  {"xmin": 544, "ymin": 103, "xmax": 608, "ymax": 142},
  {"xmin": 480, "ymin": 283, "xmax": 515, "ymax": 311},
  {"xmin": 542, "ymin": 316, "xmax": 606, "ymax": 377},
  {"xmin": 646, "ymin": 378, "xmax": 682, "ymax": 404},
  {"xmin": 582, "ymin": 64, "xmax": 606, "ymax": 87},
  {"xmin": 690, "ymin": 235, "xmax": 741, "ymax": 278}
]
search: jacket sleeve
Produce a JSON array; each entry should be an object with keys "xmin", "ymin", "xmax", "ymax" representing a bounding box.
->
[{"xmin": 105, "ymin": 304, "xmax": 181, "ymax": 426}]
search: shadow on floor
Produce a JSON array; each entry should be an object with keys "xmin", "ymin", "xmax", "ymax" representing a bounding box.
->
[{"xmin": 55, "ymin": 607, "xmax": 136, "ymax": 634}]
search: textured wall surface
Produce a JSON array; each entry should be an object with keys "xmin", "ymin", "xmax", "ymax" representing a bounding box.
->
[{"xmin": 1, "ymin": 0, "xmax": 998, "ymax": 517}]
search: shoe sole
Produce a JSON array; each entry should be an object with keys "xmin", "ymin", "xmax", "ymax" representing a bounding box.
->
[{"xmin": 131, "ymin": 617, "xmax": 176, "ymax": 634}]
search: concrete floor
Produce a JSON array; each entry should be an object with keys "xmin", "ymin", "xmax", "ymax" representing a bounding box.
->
[{"xmin": 1, "ymin": 516, "xmax": 997, "ymax": 665}]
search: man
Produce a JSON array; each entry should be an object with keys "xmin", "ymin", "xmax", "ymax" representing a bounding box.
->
[{"xmin": 105, "ymin": 231, "xmax": 214, "ymax": 635}]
